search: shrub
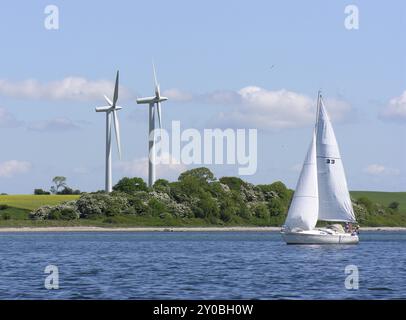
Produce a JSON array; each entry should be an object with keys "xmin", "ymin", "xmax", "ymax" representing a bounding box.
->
[
  {"xmin": 220, "ymin": 208, "xmax": 233, "ymax": 222},
  {"xmin": 0, "ymin": 204, "xmax": 9, "ymax": 210},
  {"xmin": 357, "ymin": 197, "xmax": 374, "ymax": 214},
  {"xmin": 45, "ymin": 202, "xmax": 80, "ymax": 220},
  {"xmin": 58, "ymin": 187, "xmax": 81, "ymax": 195},
  {"xmin": 148, "ymin": 198, "xmax": 167, "ymax": 216},
  {"xmin": 30, "ymin": 206, "xmax": 53, "ymax": 220},
  {"xmin": 1, "ymin": 212, "xmax": 11, "ymax": 220},
  {"xmin": 76, "ymin": 194, "xmax": 108, "ymax": 218},
  {"xmin": 34, "ymin": 189, "xmax": 51, "ymax": 195},
  {"xmin": 113, "ymin": 177, "xmax": 148, "ymax": 194},
  {"xmin": 254, "ymin": 203, "xmax": 269, "ymax": 219},
  {"xmin": 104, "ymin": 195, "xmax": 130, "ymax": 216},
  {"xmin": 196, "ymin": 192, "xmax": 219, "ymax": 219},
  {"xmin": 268, "ymin": 198, "xmax": 285, "ymax": 217},
  {"xmin": 159, "ymin": 212, "xmax": 172, "ymax": 220},
  {"xmin": 388, "ymin": 201, "xmax": 400, "ymax": 211},
  {"xmin": 48, "ymin": 210, "xmax": 62, "ymax": 220},
  {"xmin": 219, "ymin": 177, "xmax": 246, "ymax": 192},
  {"xmin": 178, "ymin": 167, "xmax": 216, "ymax": 184},
  {"xmin": 258, "ymin": 181, "xmax": 291, "ymax": 203},
  {"xmin": 126, "ymin": 192, "xmax": 149, "ymax": 215},
  {"xmin": 237, "ymin": 205, "xmax": 251, "ymax": 219},
  {"xmin": 153, "ymin": 179, "xmax": 170, "ymax": 193},
  {"xmin": 59, "ymin": 207, "xmax": 80, "ymax": 220},
  {"xmin": 76, "ymin": 193, "xmax": 129, "ymax": 218},
  {"xmin": 219, "ymin": 197, "xmax": 238, "ymax": 222}
]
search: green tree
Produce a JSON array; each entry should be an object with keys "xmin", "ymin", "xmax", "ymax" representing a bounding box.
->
[
  {"xmin": 388, "ymin": 201, "xmax": 400, "ymax": 211},
  {"xmin": 58, "ymin": 187, "xmax": 81, "ymax": 195},
  {"xmin": 51, "ymin": 176, "xmax": 67, "ymax": 194},
  {"xmin": 148, "ymin": 198, "xmax": 167, "ymax": 216},
  {"xmin": 258, "ymin": 181, "xmax": 290, "ymax": 202},
  {"xmin": 178, "ymin": 167, "xmax": 216, "ymax": 184},
  {"xmin": 153, "ymin": 179, "xmax": 170, "ymax": 193},
  {"xmin": 34, "ymin": 188, "xmax": 51, "ymax": 195},
  {"xmin": 219, "ymin": 196, "xmax": 238, "ymax": 222},
  {"xmin": 268, "ymin": 198, "xmax": 285, "ymax": 216},
  {"xmin": 219, "ymin": 176, "xmax": 246, "ymax": 191},
  {"xmin": 357, "ymin": 197, "xmax": 374, "ymax": 214},
  {"xmin": 195, "ymin": 192, "xmax": 219, "ymax": 219},
  {"xmin": 254, "ymin": 203, "xmax": 269, "ymax": 219},
  {"xmin": 113, "ymin": 177, "xmax": 148, "ymax": 194}
]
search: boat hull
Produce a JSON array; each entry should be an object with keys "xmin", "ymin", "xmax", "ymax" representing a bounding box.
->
[{"xmin": 281, "ymin": 229, "xmax": 359, "ymax": 245}]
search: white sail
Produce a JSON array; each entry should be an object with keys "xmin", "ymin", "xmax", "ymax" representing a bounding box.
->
[
  {"xmin": 284, "ymin": 130, "xmax": 319, "ymax": 230},
  {"xmin": 316, "ymin": 98, "xmax": 356, "ymax": 222}
]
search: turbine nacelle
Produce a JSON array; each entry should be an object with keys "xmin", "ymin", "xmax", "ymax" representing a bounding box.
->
[
  {"xmin": 95, "ymin": 105, "xmax": 123, "ymax": 112},
  {"xmin": 136, "ymin": 96, "xmax": 168, "ymax": 104}
]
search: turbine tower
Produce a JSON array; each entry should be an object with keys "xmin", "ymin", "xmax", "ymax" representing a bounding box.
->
[
  {"xmin": 95, "ymin": 71, "xmax": 123, "ymax": 193},
  {"xmin": 136, "ymin": 64, "xmax": 168, "ymax": 187}
]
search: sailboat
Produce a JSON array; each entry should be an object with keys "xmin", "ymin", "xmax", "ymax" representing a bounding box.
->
[{"xmin": 281, "ymin": 92, "xmax": 359, "ymax": 245}]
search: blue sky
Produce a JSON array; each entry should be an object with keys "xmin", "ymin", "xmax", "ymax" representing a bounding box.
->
[{"xmin": 0, "ymin": 0, "xmax": 405, "ymax": 193}]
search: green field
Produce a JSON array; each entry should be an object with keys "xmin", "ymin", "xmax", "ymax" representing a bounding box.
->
[
  {"xmin": 350, "ymin": 191, "xmax": 406, "ymax": 213},
  {"xmin": 0, "ymin": 195, "xmax": 80, "ymax": 211}
]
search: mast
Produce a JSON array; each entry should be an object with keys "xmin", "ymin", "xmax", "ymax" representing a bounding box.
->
[{"xmin": 315, "ymin": 90, "xmax": 321, "ymax": 131}]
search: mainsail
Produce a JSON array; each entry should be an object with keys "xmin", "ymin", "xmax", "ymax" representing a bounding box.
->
[
  {"xmin": 284, "ymin": 130, "xmax": 319, "ymax": 230},
  {"xmin": 316, "ymin": 97, "xmax": 356, "ymax": 222}
]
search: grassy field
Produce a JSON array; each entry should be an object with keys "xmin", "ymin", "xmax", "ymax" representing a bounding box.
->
[
  {"xmin": 350, "ymin": 191, "xmax": 406, "ymax": 213},
  {"xmin": 0, "ymin": 195, "xmax": 80, "ymax": 211}
]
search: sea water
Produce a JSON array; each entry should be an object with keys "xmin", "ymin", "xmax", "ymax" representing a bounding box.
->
[{"xmin": 0, "ymin": 231, "xmax": 405, "ymax": 299}]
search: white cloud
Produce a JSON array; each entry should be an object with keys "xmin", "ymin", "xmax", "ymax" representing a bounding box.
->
[
  {"xmin": 0, "ymin": 77, "xmax": 133, "ymax": 102},
  {"xmin": 163, "ymin": 88, "xmax": 194, "ymax": 102},
  {"xmin": 363, "ymin": 164, "xmax": 400, "ymax": 176},
  {"xmin": 116, "ymin": 152, "xmax": 187, "ymax": 181},
  {"xmin": 380, "ymin": 90, "xmax": 406, "ymax": 122},
  {"xmin": 0, "ymin": 107, "xmax": 22, "ymax": 128},
  {"xmin": 0, "ymin": 160, "xmax": 31, "ymax": 177},
  {"xmin": 28, "ymin": 117, "xmax": 84, "ymax": 132},
  {"xmin": 165, "ymin": 86, "xmax": 352, "ymax": 129}
]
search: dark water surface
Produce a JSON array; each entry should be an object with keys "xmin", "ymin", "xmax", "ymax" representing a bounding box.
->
[{"xmin": 0, "ymin": 231, "xmax": 405, "ymax": 299}]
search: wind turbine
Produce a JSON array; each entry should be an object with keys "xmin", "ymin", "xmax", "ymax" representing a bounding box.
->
[
  {"xmin": 136, "ymin": 64, "xmax": 168, "ymax": 187},
  {"xmin": 95, "ymin": 70, "xmax": 123, "ymax": 193}
]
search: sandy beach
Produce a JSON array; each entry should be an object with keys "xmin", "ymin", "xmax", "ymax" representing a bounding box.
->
[{"xmin": 0, "ymin": 226, "xmax": 405, "ymax": 232}]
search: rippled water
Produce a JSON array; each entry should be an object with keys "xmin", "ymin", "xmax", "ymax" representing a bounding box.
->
[{"xmin": 0, "ymin": 231, "xmax": 405, "ymax": 299}]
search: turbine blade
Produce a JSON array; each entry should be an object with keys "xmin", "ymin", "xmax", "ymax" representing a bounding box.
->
[
  {"xmin": 112, "ymin": 110, "xmax": 122, "ymax": 160},
  {"xmin": 104, "ymin": 95, "xmax": 113, "ymax": 106},
  {"xmin": 157, "ymin": 102, "xmax": 162, "ymax": 130},
  {"xmin": 95, "ymin": 106, "xmax": 112, "ymax": 112},
  {"xmin": 157, "ymin": 102, "xmax": 163, "ymax": 141},
  {"xmin": 113, "ymin": 70, "xmax": 119, "ymax": 106},
  {"xmin": 152, "ymin": 62, "xmax": 160, "ymax": 98},
  {"xmin": 152, "ymin": 62, "xmax": 158, "ymax": 88}
]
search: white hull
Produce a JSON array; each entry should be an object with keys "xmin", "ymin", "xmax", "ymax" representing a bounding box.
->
[{"xmin": 281, "ymin": 228, "xmax": 359, "ymax": 245}]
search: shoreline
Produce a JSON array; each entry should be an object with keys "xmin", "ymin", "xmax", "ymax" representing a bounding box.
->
[{"xmin": 0, "ymin": 226, "xmax": 405, "ymax": 232}]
